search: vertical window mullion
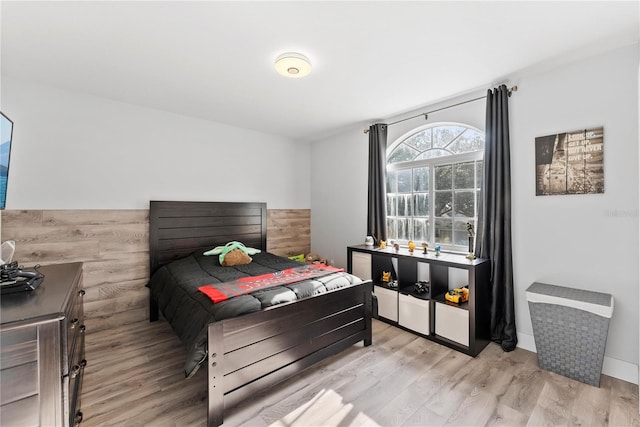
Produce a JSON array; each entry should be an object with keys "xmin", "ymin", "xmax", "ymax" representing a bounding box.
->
[{"xmin": 430, "ymin": 165, "xmax": 435, "ymax": 245}]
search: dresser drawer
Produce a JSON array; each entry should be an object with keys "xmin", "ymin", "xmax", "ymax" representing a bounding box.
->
[
  {"xmin": 0, "ymin": 360, "xmax": 38, "ymax": 406},
  {"xmin": 64, "ymin": 286, "xmax": 85, "ymax": 373},
  {"xmin": 69, "ymin": 366, "xmax": 84, "ymax": 427},
  {"xmin": 0, "ymin": 327, "xmax": 37, "ymax": 370},
  {"xmin": 0, "ymin": 394, "xmax": 39, "ymax": 426},
  {"xmin": 64, "ymin": 329, "xmax": 85, "ymax": 426}
]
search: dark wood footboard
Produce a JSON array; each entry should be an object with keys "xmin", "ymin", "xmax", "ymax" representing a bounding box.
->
[{"xmin": 207, "ymin": 280, "xmax": 373, "ymax": 427}]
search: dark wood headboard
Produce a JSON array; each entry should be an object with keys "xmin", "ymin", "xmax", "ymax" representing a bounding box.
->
[{"xmin": 149, "ymin": 201, "xmax": 267, "ymax": 274}]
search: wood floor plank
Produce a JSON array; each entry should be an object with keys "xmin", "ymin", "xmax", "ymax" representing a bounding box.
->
[
  {"xmin": 606, "ymin": 375, "xmax": 640, "ymax": 427},
  {"xmin": 80, "ymin": 318, "xmax": 640, "ymax": 427},
  {"xmin": 485, "ymin": 403, "xmax": 530, "ymax": 426}
]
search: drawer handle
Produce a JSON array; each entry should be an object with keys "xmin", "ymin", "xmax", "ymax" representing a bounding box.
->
[
  {"xmin": 75, "ymin": 411, "xmax": 83, "ymax": 425},
  {"xmin": 80, "ymin": 325, "xmax": 86, "ymax": 333},
  {"xmin": 70, "ymin": 364, "xmax": 81, "ymax": 378},
  {"xmin": 79, "ymin": 289, "xmax": 86, "ymax": 297},
  {"xmin": 70, "ymin": 318, "xmax": 79, "ymax": 329},
  {"xmin": 70, "ymin": 360, "xmax": 86, "ymax": 378}
]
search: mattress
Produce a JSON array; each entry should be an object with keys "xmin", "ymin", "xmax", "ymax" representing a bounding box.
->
[{"xmin": 146, "ymin": 251, "xmax": 363, "ymax": 377}]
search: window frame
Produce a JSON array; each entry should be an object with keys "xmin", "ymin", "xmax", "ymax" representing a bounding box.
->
[{"xmin": 386, "ymin": 122, "xmax": 484, "ymax": 253}]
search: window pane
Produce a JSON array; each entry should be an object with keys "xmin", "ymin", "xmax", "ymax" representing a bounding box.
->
[
  {"xmin": 476, "ymin": 161, "xmax": 483, "ymax": 189},
  {"xmin": 453, "ymin": 220, "xmax": 473, "ymax": 247},
  {"xmin": 388, "ymin": 145, "xmax": 418, "ymax": 164},
  {"xmin": 454, "ymin": 162, "xmax": 475, "ymax": 189},
  {"xmin": 454, "ymin": 191, "xmax": 475, "ymax": 217},
  {"xmin": 397, "ymin": 169, "xmax": 412, "ymax": 193},
  {"xmin": 404, "ymin": 130, "xmax": 431, "ymax": 152},
  {"xmin": 397, "ymin": 218, "xmax": 412, "ymax": 240},
  {"xmin": 448, "ymin": 129, "xmax": 484, "ymax": 153},
  {"xmin": 434, "ymin": 191, "xmax": 452, "ymax": 217},
  {"xmin": 413, "ymin": 218, "xmax": 430, "ymax": 242},
  {"xmin": 386, "ymin": 217, "xmax": 397, "ymax": 240},
  {"xmin": 386, "ymin": 170, "xmax": 397, "ymax": 193},
  {"xmin": 434, "ymin": 165, "xmax": 452, "ymax": 190},
  {"xmin": 413, "ymin": 167, "xmax": 429, "ymax": 191},
  {"xmin": 413, "ymin": 193, "xmax": 429, "ymax": 216},
  {"xmin": 397, "ymin": 194, "xmax": 413, "ymax": 216},
  {"xmin": 415, "ymin": 149, "xmax": 450, "ymax": 160},
  {"xmin": 433, "ymin": 126, "xmax": 465, "ymax": 148},
  {"xmin": 386, "ymin": 194, "xmax": 397, "ymax": 216},
  {"xmin": 435, "ymin": 218, "xmax": 452, "ymax": 244}
]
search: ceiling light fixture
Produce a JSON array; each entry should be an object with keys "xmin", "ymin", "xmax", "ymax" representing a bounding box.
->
[{"xmin": 274, "ymin": 52, "xmax": 312, "ymax": 78}]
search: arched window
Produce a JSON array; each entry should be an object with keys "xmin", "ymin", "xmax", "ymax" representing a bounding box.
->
[{"xmin": 386, "ymin": 122, "xmax": 484, "ymax": 252}]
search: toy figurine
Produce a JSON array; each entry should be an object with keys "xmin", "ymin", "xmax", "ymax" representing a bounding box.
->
[
  {"xmin": 381, "ymin": 271, "xmax": 391, "ymax": 283},
  {"xmin": 466, "ymin": 222, "xmax": 476, "ymax": 260},
  {"xmin": 379, "ymin": 240, "xmax": 386, "ymax": 249},
  {"xmin": 435, "ymin": 245, "xmax": 441, "ymax": 256},
  {"xmin": 407, "ymin": 240, "xmax": 416, "ymax": 253},
  {"xmin": 393, "ymin": 243, "xmax": 400, "ymax": 252},
  {"xmin": 421, "ymin": 242, "xmax": 428, "ymax": 254}
]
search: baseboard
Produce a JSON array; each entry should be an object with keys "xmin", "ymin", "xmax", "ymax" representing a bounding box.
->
[{"xmin": 517, "ymin": 331, "xmax": 638, "ymax": 385}]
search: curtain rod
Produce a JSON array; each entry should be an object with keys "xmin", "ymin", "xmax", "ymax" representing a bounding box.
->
[{"xmin": 363, "ymin": 85, "xmax": 518, "ymax": 134}]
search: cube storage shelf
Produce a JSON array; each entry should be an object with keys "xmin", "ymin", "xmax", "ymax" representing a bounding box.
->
[{"xmin": 347, "ymin": 244, "xmax": 491, "ymax": 356}]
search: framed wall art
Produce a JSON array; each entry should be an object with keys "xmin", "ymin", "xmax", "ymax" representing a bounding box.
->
[{"xmin": 535, "ymin": 127, "xmax": 604, "ymax": 196}]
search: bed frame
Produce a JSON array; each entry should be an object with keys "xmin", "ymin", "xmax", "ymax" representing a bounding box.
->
[{"xmin": 148, "ymin": 201, "xmax": 372, "ymax": 427}]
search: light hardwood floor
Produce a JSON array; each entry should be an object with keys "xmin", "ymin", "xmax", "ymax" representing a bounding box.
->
[{"xmin": 81, "ymin": 319, "xmax": 640, "ymax": 427}]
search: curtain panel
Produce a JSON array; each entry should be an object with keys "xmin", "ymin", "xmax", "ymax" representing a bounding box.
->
[
  {"xmin": 475, "ymin": 84, "xmax": 517, "ymax": 351},
  {"xmin": 367, "ymin": 123, "xmax": 388, "ymax": 245}
]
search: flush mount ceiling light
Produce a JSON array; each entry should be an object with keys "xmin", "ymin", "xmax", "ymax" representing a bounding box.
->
[{"xmin": 274, "ymin": 52, "xmax": 312, "ymax": 78}]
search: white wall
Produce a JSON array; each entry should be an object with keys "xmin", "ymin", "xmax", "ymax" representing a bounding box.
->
[
  {"xmin": 2, "ymin": 77, "xmax": 310, "ymax": 209},
  {"xmin": 511, "ymin": 44, "xmax": 639, "ymax": 383},
  {"xmin": 311, "ymin": 43, "xmax": 639, "ymax": 383}
]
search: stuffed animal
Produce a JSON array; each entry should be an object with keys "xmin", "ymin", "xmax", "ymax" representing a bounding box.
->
[
  {"xmin": 203, "ymin": 241, "xmax": 261, "ymax": 266},
  {"xmin": 305, "ymin": 253, "xmax": 321, "ymax": 263},
  {"xmin": 381, "ymin": 271, "xmax": 391, "ymax": 283},
  {"xmin": 222, "ymin": 249, "xmax": 252, "ymax": 266}
]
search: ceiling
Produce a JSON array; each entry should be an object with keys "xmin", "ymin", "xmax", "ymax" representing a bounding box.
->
[{"xmin": 1, "ymin": 1, "xmax": 638, "ymax": 142}]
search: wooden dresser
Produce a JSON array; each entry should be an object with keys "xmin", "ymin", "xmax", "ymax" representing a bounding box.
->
[{"xmin": 0, "ymin": 262, "xmax": 85, "ymax": 427}]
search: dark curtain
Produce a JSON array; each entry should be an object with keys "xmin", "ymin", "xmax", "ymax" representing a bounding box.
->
[
  {"xmin": 367, "ymin": 123, "xmax": 388, "ymax": 245},
  {"xmin": 475, "ymin": 85, "xmax": 517, "ymax": 351}
]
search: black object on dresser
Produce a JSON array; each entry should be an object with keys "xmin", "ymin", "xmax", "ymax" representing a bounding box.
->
[
  {"xmin": 0, "ymin": 262, "xmax": 85, "ymax": 427},
  {"xmin": 348, "ymin": 244, "xmax": 490, "ymax": 356}
]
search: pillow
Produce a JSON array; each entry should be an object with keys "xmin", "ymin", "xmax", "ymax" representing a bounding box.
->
[{"xmin": 221, "ymin": 248, "xmax": 252, "ymax": 266}]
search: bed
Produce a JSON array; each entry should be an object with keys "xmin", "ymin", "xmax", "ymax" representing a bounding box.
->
[{"xmin": 147, "ymin": 201, "xmax": 373, "ymax": 427}]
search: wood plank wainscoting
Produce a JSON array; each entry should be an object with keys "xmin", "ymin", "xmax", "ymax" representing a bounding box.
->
[{"xmin": 1, "ymin": 208, "xmax": 311, "ymax": 334}]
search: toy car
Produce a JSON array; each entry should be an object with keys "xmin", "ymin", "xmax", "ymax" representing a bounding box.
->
[{"xmin": 445, "ymin": 287, "xmax": 469, "ymax": 304}]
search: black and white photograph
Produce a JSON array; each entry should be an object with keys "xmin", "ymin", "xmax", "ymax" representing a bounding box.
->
[{"xmin": 535, "ymin": 127, "xmax": 604, "ymax": 196}]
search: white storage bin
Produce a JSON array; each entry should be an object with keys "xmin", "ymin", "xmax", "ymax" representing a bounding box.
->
[
  {"xmin": 398, "ymin": 293, "xmax": 430, "ymax": 336},
  {"xmin": 435, "ymin": 303, "xmax": 469, "ymax": 346},
  {"xmin": 375, "ymin": 286, "xmax": 398, "ymax": 322}
]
